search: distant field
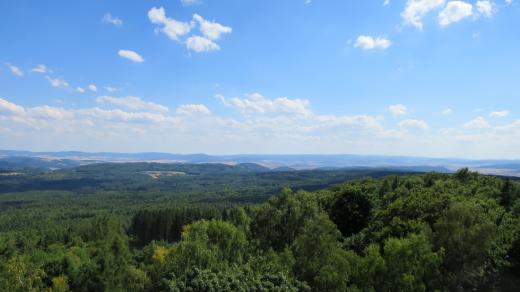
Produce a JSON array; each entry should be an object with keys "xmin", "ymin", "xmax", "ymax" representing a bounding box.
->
[{"xmin": 142, "ymin": 170, "xmax": 187, "ymax": 178}]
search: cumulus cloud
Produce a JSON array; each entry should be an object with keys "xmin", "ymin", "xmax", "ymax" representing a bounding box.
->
[
  {"xmin": 6, "ymin": 63, "xmax": 24, "ymax": 77},
  {"xmin": 148, "ymin": 7, "xmax": 231, "ymax": 53},
  {"xmin": 0, "ymin": 95, "xmax": 397, "ymax": 155},
  {"xmin": 96, "ymin": 96, "xmax": 169, "ymax": 113},
  {"xmin": 464, "ymin": 116, "xmax": 490, "ymax": 129},
  {"xmin": 388, "ymin": 104, "xmax": 408, "ymax": 116},
  {"xmin": 46, "ymin": 76, "xmax": 69, "ymax": 88},
  {"xmin": 399, "ymin": 119, "xmax": 429, "ymax": 130},
  {"xmin": 186, "ymin": 36, "xmax": 220, "ymax": 52},
  {"xmin": 476, "ymin": 1, "xmax": 496, "ymax": 17},
  {"xmin": 76, "ymin": 87, "xmax": 86, "ymax": 94},
  {"xmin": 31, "ymin": 64, "xmax": 49, "ymax": 74},
  {"xmin": 176, "ymin": 104, "xmax": 211, "ymax": 115},
  {"xmin": 401, "ymin": 0, "xmax": 446, "ymax": 29},
  {"xmin": 218, "ymin": 93, "xmax": 312, "ymax": 116},
  {"xmin": 88, "ymin": 84, "xmax": 98, "ymax": 92},
  {"xmin": 438, "ymin": 1, "xmax": 473, "ymax": 26},
  {"xmin": 5, "ymin": 95, "xmax": 520, "ymax": 157},
  {"xmin": 489, "ymin": 110, "xmax": 509, "ymax": 118},
  {"xmin": 192, "ymin": 14, "xmax": 232, "ymax": 41},
  {"xmin": 118, "ymin": 49, "xmax": 144, "ymax": 63},
  {"xmin": 148, "ymin": 7, "xmax": 192, "ymax": 41},
  {"xmin": 354, "ymin": 35, "xmax": 392, "ymax": 50},
  {"xmin": 102, "ymin": 13, "xmax": 123, "ymax": 26}
]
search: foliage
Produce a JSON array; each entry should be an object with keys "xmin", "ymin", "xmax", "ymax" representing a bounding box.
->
[{"xmin": 1, "ymin": 165, "xmax": 520, "ymax": 291}]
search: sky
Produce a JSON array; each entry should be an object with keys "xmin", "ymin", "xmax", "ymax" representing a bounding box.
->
[{"xmin": 0, "ymin": 0, "xmax": 519, "ymax": 158}]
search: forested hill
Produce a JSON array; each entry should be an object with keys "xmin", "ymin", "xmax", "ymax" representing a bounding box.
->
[
  {"xmin": 1, "ymin": 168, "xmax": 520, "ymax": 291},
  {"xmin": 3, "ymin": 150, "xmax": 520, "ymax": 177}
]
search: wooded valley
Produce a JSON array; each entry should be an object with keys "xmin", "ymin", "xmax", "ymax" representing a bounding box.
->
[{"xmin": 1, "ymin": 164, "xmax": 520, "ymax": 291}]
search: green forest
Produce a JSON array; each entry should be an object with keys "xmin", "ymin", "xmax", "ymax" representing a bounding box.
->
[{"xmin": 1, "ymin": 165, "xmax": 520, "ymax": 291}]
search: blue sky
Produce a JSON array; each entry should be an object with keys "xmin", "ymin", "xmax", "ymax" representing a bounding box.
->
[{"xmin": 0, "ymin": 0, "xmax": 519, "ymax": 158}]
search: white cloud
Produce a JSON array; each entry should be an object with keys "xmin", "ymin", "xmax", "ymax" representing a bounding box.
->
[
  {"xmin": 102, "ymin": 13, "xmax": 123, "ymax": 26},
  {"xmin": 118, "ymin": 49, "xmax": 144, "ymax": 63},
  {"xmin": 176, "ymin": 104, "xmax": 211, "ymax": 115},
  {"xmin": 218, "ymin": 93, "xmax": 312, "ymax": 116},
  {"xmin": 6, "ymin": 63, "xmax": 24, "ymax": 77},
  {"xmin": 148, "ymin": 7, "xmax": 192, "ymax": 41},
  {"xmin": 489, "ymin": 110, "xmax": 509, "ymax": 118},
  {"xmin": 96, "ymin": 96, "xmax": 169, "ymax": 113},
  {"xmin": 88, "ymin": 84, "xmax": 98, "ymax": 92},
  {"xmin": 192, "ymin": 14, "xmax": 232, "ymax": 41},
  {"xmin": 384, "ymin": 0, "xmax": 391, "ymax": 6},
  {"xmin": 399, "ymin": 119, "xmax": 429, "ymax": 130},
  {"xmin": 186, "ymin": 36, "xmax": 220, "ymax": 52},
  {"xmin": 401, "ymin": 0, "xmax": 446, "ymax": 29},
  {"xmin": 476, "ymin": 1, "xmax": 496, "ymax": 17},
  {"xmin": 0, "ymin": 98, "xmax": 25, "ymax": 115},
  {"xmin": 506, "ymin": 0, "xmax": 513, "ymax": 5},
  {"xmin": 464, "ymin": 116, "xmax": 490, "ymax": 128},
  {"xmin": 441, "ymin": 108, "xmax": 453, "ymax": 115},
  {"xmin": 28, "ymin": 106, "xmax": 74, "ymax": 120},
  {"xmin": 46, "ymin": 76, "xmax": 69, "ymax": 88},
  {"xmin": 181, "ymin": 0, "xmax": 201, "ymax": 5},
  {"xmin": 148, "ymin": 7, "xmax": 231, "ymax": 53},
  {"xmin": 388, "ymin": 104, "xmax": 408, "ymax": 116},
  {"xmin": 354, "ymin": 35, "xmax": 392, "ymax": 50},
  {"xmin": 439, "ymin": 1, "xmax": 473, "ymax": 26},
  {"xmin": 76, "ymin": 87, "xmax": 86, "ymax": 94},
  {"xmin": 78, "ymin": 107, "xmax": 174, "ymax": 123},
  {"xmin": 105, "ymin": 86, "xmax": 119, "ymax": 93},
  {"xmin": 6, "ymin": 95, "xmax": 520, "ymax": 158},
  {"xmin": 31, "ymin": 64, "xmax": 49, "ymax": 74}
]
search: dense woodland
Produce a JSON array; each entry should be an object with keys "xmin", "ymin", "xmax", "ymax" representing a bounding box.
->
[{"xmin": 1, "ymin": 164, "xmax": 520, "ymax": 291}]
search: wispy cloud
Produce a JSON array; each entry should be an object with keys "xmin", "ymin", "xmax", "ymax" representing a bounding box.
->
[
  {"xmin": 102, "ymin": 13, "xmax": 123, "ymax": 26},
  {"xmin": 176, "ymin": 104, "xmax": 211, "ymax": 115},
  {"xmin": 217, "ymin": 93, "xmax": 312, "ymax": 116},
  {"xmin": 399, "ymin": 119, "xmax": 429, "ymax": 130},
  {"xmin": 489, "ymin": 110, "xmax": 509, "ymax": 118},
  {"xmin": 31, "ymin": 64, "xmax": 49, "ymax": 74},
  {"xmin": 46, "ymin": 76, "xmax": 69, "ymax": 88},
  {"xmin": 464, "ymin": 116, "xmax": 490, "ymax": 129},
  {"xmin": 388, "ymin": 104, "xmax": 408, "ymax": 116},
  {"xmin": 118, "ymin": 50, "xmax": 144, "ymax": 63},
  {"xmin": 97, "ymin": 96, "xmax": 169, "ymax": 113},
  {"xmin": 441, "ymin": 108, "xmax": 453, "ymax": 115},
  {"xmin": 6, "ymin": 63, "xmax": 24, "ymax": 77},
  {"xmin": 181, "ymin": 0, "xmax": 201, "ymax": 6}
]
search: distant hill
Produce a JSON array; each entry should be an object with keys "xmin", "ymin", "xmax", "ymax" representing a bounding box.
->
[
  {"xmin": 0, "ymin": 156, "xmax": 82, "ymax": 170},
  {"xmin": 2, "ymin": 150, "xmax": 520, "ymax": 176}
]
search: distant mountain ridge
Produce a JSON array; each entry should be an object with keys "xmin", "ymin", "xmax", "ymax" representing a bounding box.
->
[{"xmin": 1, "ymin": 150, "xmax": 520, "ymax": 177}]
